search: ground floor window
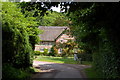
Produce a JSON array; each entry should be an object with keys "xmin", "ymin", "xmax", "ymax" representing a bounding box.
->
[
  {"xmin": 48, "ymin": 49, "xmax": 51, "ymax": 52},
  {"xmin": 40, "ymin": 48, "xmax": 44, "ymax": 52},
  {"xmin": 58, "ymin": 48, "xmax": 62, "ymax": 54}
]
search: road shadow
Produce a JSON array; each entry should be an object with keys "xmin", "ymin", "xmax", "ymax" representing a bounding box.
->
[
  {"xmin": 32, "ymin": 61, "xmax": 91, "ymax": 79},
  {"xmin": 32, "ymin": 63, "xmax": 60, "ymax": 79}
]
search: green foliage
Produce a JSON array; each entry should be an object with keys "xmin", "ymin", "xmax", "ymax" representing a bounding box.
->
[
  {"xmin": 92, "ymin": 41, "xmax": 119, "ymax": 78},
  {"xmin": 18, "ymin": 2, "xmax": 70, "ymax": 26},
  {"xmin": 55, "ymin": 40, "xmax": 78, "ymax": 57},
  {"xmin": 2, "ymin": 64, "xmax": 31, "ymax": 80},
  {"xmin": 2, "ymin": 2, "xmax": 40, "ymax": 69},
  {"xmin": 40, "ymin": 11, "xmax": 58, "ymax": 26},
  {"xmin": 39, "ymin": 11, "xmax": 70, "ymax": 26},
  {"xmin": 51, "ymin": 12, "xmax": 70, "ymax": 26},
  {"xmin": 43, "ymin": 48, "xmax": 49, "ymax": 56},
  {"xmin": 2, "ymin": 2, "xmax": 30, "ymax": 68},
  {"xmin": 77, "ymin": 53, "xmax": 93, "ymax": 61},
  {"xmin": 2, "ymin": 3, "xmax": 43, "ymax": 79},
  {"xmin": 34, "ymin": 49, "xmax": 49, "ymax": 56},
  {"xmin": 50, "ymin": 41, "xmax": 78, "ymax": 57},
  {"xmin": 34, "ymin": 51, "xmax": 41, "ymax": 56},
  {"xmin": 84, "ymin": 67, "xmax": 101, "ymax": 78},
  {"xmin": 18, "ymin": 2, "xmax": 60, "ymax": 16},
  {"xmin": 60, "ymin": 51, "xmax": 67, "ymax": 57},
  {"xmin": 48, "ymin": 46, "xmax": 55, "ymax": 56},
  {"xmin": 69, "ymin": 3, "xmax": 120, "ymax": 78}
]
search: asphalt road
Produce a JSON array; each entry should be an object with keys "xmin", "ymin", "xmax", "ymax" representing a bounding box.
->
[{"xmin": 32, "ymin": 60, "xmax": 91, "ymax": 79}]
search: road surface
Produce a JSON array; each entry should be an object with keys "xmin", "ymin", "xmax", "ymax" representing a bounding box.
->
[{"xmin": 32, "ymin": 60, "xmax": 91, "ymax": 79}]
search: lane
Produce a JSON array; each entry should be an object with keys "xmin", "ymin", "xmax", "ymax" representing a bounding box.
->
[{"xmin": 32, "ymin": 60, "xmax": 91, "ymax": 78}]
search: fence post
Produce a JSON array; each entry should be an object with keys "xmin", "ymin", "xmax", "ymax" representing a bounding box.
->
[{"xmin": 79, "ymin": 58, "xmax": 82, "ymax": 64}]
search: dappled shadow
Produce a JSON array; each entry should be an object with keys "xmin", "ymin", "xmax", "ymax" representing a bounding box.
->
[
  {"xmin": 32, "ymin": 63, "xmax": 60, "ymax": 79},
  {"xmin": 32, "ymin": 60, "xmax": 91, "ymax": 79},
  {"xmin": 32, "ymin": 61, "xmax": 91, "ymax": 79}
]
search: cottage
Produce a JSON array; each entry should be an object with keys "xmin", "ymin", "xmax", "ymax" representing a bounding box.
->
[{"xmin": 34, "ymin": 26, "xmax": 74, "ymax": 53}]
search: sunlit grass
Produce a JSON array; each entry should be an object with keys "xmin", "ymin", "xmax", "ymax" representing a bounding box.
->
[
  {"xmin": 35, "ymin": 56, "xmax": 92, "ymax": 65},
  {"xmin": 35, "ymin": 56, "xmax": 77, "ymax": 64}
]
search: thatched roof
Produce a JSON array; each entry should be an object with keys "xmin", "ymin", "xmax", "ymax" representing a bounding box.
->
[{"xmin": 38, "ymin": 26, "xmax": 68, "ymax": 41}]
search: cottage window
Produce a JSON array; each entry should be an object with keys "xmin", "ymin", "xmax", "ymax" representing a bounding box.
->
[
  {"xmin": 49, "ymin": 42, "xmax": 52, "ymax": 45},
  {"xmin": 45, "ymin": 43, "xmax": 48, "ymax": 46},
  {"xmin": 60, "ymin": 49, "xmax": 62, "ymax": 52},
  {"xmin": 40, "ymin": 48, "xmax": 44, "ymax": 52},
  {"xmin": 60, "ymin": 40, "xmax": 63, "ymax": 42},
  {"xmin": 58, "ymin": 48, "xmax": 62, "ymax": 54},
  {"xmin": 48, "ymin": 49, "xmax": 51, "ymax": 52}
]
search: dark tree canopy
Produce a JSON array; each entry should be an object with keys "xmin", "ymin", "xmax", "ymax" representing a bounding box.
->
[{"xmin": 68, "ymin": 3, "xmax": 120, "ymax": 78}]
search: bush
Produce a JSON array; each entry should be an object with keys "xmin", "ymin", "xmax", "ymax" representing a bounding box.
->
[
  {"xmin": 2, "ymin": 64, "xmax": 31, "ymax": 80},
  {"xmin": 34, "ymin": 51, "xmax": 41, "ymax": 56},
  {"xmin": 77, "ymin": 53, "xmax": 93, "ymax": 61},
  {"xmin": 48, "ymin": 52, "xmax": 55, "ymax": 56},
  {"xmin": 34, "ymin": 49, "xmax": 50, "ymax": 56},
  {"xmin": 48, "ymin": 47, "xmax": 55, "ymax": 56},
  {"xmin": 48, "ymin": 46, "xmax": 58, "ymax": 56},
  {"xmin": 2, "ymin": 2, "xmax": 39, "ymax": 69},
  {"xmin": 92, "ymin": 41, "xmax": 120, "ymax": 78},
  {"xmin": 43, "ymin": 48, "xmax": 49, "ymax": 56}
]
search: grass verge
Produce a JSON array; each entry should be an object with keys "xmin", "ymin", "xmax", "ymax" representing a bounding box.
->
[
  {"xmin": 3, "ymin": 64, "xmax": 31, "ymax": 80},
  {"xmin": 35, "ymin": 56, "xmax": 92, "ymax": 65},
  {"xmin": 2, "ymin": 63, "xmax": 41, "ymax": 80},
  {"xmin": 84, "ymin": 67, "xmax": 101, "ymax": 78}
]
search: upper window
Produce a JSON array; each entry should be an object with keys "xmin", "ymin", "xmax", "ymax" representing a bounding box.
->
[{"xmin": 60, "ymin": 40, "xmax": 63, "ymax": 42}]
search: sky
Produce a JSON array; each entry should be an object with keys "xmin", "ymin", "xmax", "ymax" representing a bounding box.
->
[
  {"xmin": 51, "ymin": 4, "xmax": 65, "ymax": 12},
  {"xmin": 20, "ymin": 0, "xmax": 61, "ymax": 12},
  {"xmin": 51, "ymin": 6, "xmax": 60, "ymax": 12}
]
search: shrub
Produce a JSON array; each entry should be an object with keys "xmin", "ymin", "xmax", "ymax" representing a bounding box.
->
[
  {"xmin": 50, "ymin": 46, "xmax": 58, "ymax": 56},
  {"xmin": 48, "ymin": 46, "xmax": 55, "ymax": 56},
  {"xmin": 42, "ymin": 48, "xmax": 49, "ymax": 56},
  {"xmin": 61, "ymin": 53, "xmax": 67, "ymax": 57},
  {"xmin": 34, "ymin": 51, "xmax": 41, "ymax": 56},
  {"xmin": 2, "ymin": 2, "xmax": 39, "ymax": 69},
  {"xmin": 77, "ymin": 53, "xmax": 93, "ymax": 61},
  {"xmin": 92, "ymin": 41, "xmax": 120, "ymax": 78},
  {"xmin": 2, "ymin": 64, "xmax": 31, "ymax": 80},
  {"xmin": 48, "ymin": 52, "xmax": 55, "ymax": 56}
]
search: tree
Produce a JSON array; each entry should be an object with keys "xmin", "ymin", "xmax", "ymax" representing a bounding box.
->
[
  {"xmin": 2, "ymin": 2, "xmax": 41, "ymax": 69},
  {"xmin": 51, "ymin": 12, "xmax": 70, "ymax": 26},
  {"xmin": 55, "ymin": 40, "xmax": 78, "ymax": 57},
  {"xmin": 40, "ymin": 11, "xmax": 61, "ymax": 26},
  {"xmin": 18, "ymin": 2, "xmax": 70, "ymax": 26},
  {"xmin": 68, "ymin": 3, "xmax": 120, "ymax": 78}
]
